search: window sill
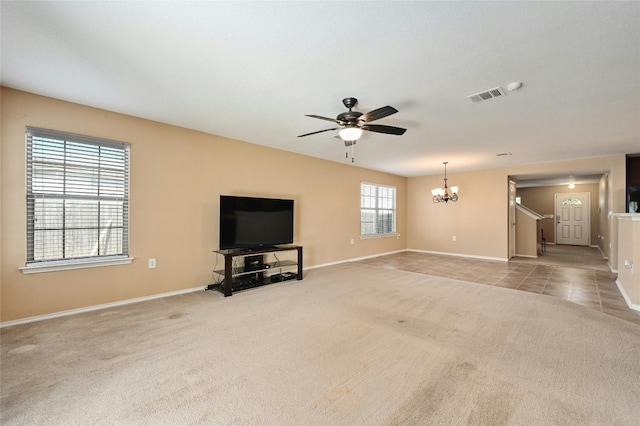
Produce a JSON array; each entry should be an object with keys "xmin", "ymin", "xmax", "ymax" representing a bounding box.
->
[
  {"xmin": 20, "ymin": 256, "xmax": 134, "ymax": 274},
  {"xmin": 360, "ymin": 233, "xmax": 399, "ymax": 240}
]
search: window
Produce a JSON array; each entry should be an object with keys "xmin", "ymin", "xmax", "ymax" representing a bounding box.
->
[
  {"xmin": 25, "ymin": 127, "xmax": 130, "ymax": 270},
  {"xmin": 561, "ymin": 197, "xmax": 582, "ymax": 206},
  {"xmin": 361, "ymin": 182, "xmax": 396, "ymax": 237}
]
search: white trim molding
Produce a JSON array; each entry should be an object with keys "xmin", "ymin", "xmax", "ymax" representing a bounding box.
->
[
  {"xmin": 0, "ymin": 285, "xmax": 203, "ymax": 329},
  {"xmin": 20, "ymin": 256, "xmax": 134, "ymax": 274},
  {"xmin": 305, "ymin": 249, "xmax": 407, "ymax": 270},
  {"xmin": 408, "ymin": 249, "xmax": 508, "ymax": 263},
  {"xmin": 615, "ymin": 279, "xmax": 640, "ymax": 312}
]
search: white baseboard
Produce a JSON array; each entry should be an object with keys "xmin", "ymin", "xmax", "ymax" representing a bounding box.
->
[
  {"xmin": 8, "ymin": 246, "xmax": 609, "ymax": 327},
  {"xmin": 614, "ymin": 279, "xmax": 640, "ymax": 312},
  {"xmin": 305, "ymin": 249, "xmax": 408, "ymax": 270},
  {"xmin": 408, "ymin": 249, "xmax": 508, "ymax": 263},
  {"xmin": 4, "ymin": 248, "xmax": 415, "ymax": 328},
  {"xmin": 592, "ymin": 245, "xmax": 608, "ymax": 259},
  {"xmin": 0, "ymin": 286, "xmax": 205, "ymax": 329},
  {"xmin": 306, "ymin": 248, "xmax": 507, "ymax": 270},
  {"xmin": 3, "ymin": 250, "xmax": 411, "ymax": 327}
]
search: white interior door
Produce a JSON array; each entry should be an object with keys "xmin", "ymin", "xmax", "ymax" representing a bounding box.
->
[{"xmin": 555, "ymin": 192, "xmax": 590, "ymax": 246}]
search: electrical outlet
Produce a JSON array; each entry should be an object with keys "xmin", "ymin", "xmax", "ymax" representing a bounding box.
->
[
  {"xmin": 452, "ymin": 236, "xmax": 457, "ymax": 242},
  {"xmin": 149, "ymin": 258, "xmax": 157, "ymax": 269},
  {"xmin": 350, "ymin": 239, "xmax": 354, "ymax": 245},
  {"xmin": 624, "ymin": 260, "xmax": 633, "ymax": 272}
]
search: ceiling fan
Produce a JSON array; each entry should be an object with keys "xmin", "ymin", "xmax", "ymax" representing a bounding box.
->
[{"xmin": 298, "ymin": 97, "xmax": 407, "ymax": 142}]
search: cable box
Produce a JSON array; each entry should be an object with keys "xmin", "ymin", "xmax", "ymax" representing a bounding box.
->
[{"xmin": 270, "ymin": 272, "xmax": 297, "ymax": 282}]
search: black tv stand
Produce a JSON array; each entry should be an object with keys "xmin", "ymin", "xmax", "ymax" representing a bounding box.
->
[{"xmin": 211, "ymin": 245, "xmax": 303, "ymax": 296}]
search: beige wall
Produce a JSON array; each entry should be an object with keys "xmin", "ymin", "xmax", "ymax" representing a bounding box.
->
[
  {"xmin": 407, "ymin": 168, "xmax": 508, "ymax": 260},
  {"xmin": 407, "ymin": 157, "xmax": 627, "ymax": 261},
  {"xmin": 616, "ymin": 215, "xmax": 640, "ymax": 309},
  {"xmin": 1, "ymin": 87, "xmax": 631, "ymax": 323},
  {"xmin": 599, "ymin": 174, "xmax": 609, "ymax": 254},
  {"xmin": 515, "ymin": 207, "xmax": 539, "ymax": 257},
  {"xmin": 517, "ymin": 183, "xmax": 601, "ymax": 247},
  {"xmin": 1, "ymin": 88, "xmax": 407, "ymax": 322}
]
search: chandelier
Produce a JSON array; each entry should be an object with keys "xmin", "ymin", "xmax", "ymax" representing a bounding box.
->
[{"xmin": 432, "ymin": 162, "xmax": 459, "ymax": 203}]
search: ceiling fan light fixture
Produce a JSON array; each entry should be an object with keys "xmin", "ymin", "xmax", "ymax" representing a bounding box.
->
[
  {"xmin": 298, "ymin": 98, "xmax": 406, "ymax": 164},
  {"xmin": 339, "ymin": 126, "xmax": 363, "ymax": 141}
]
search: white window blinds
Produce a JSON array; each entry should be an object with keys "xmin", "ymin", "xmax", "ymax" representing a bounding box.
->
[
  {"xmin": 361, "ymin": 182, "xmax": 396, "ymax": 237},
  {"xmin": 26, "ymin": 127, "xmax": 130, "ymax": 264}
]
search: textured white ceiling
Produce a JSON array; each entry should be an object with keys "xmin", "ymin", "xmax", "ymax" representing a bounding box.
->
[{"xmin": 2, "ymin": 1, "xmax": 639, "ymax": 180}]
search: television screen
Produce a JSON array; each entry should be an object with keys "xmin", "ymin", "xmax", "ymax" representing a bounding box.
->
[{"xmin": 219, "ymin": 195, "xmax": 294, "ymax": 250}]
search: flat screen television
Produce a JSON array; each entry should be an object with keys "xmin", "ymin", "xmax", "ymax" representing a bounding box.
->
[{"xmin": 219, "ymin": 195, "xmax": 294, "ymax": 250}]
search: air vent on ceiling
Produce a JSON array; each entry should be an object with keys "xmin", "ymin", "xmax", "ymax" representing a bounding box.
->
[{"xmin": 467, "ymin": 86, "xmax": 506, "ymax": 103}]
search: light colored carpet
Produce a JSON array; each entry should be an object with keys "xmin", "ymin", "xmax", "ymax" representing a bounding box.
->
[{"xmin": 2, "ymin": 262, "xmax": 639, "ymax": 425}]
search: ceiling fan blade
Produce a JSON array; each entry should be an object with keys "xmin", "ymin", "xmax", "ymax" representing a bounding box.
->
[
  {"xmin": 362, "ymin": 124, "xmax": 407, "ymax": 135},
  {"xmin": 305, "ymin": 114, "xmax": 343, "ymax": 124},
  {"xmin": 298, "ymin": 127, "xmax": 340, "ymax": 137},
  {"xmin": 360, "ymin": 106, "xmax": 398, "ymax": 122}
]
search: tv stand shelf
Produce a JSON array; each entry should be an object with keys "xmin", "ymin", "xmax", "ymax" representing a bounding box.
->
[
  {"xmin": 214, "ymin": 259, "xmax": 298, "ymax": 279},
  {"xmin": 211, "ymin": 245, "xmax": 303, "ymax": 296}
]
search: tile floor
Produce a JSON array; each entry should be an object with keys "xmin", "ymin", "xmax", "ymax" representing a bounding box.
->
[{"xmin": 359, "ymin": 250, "xmax": 640, "ymax": 325}]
